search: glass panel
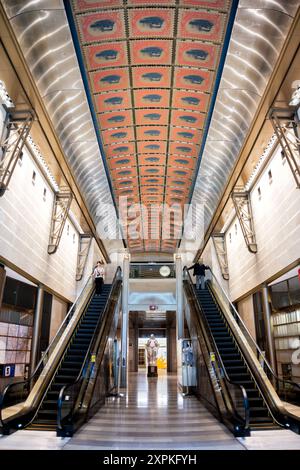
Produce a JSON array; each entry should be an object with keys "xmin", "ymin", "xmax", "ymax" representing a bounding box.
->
[
  {"xmin": 270, "ymin": 280, "xmax": 290, "ymax": 310},
  {"xmin": 288, "ymin": 276, "xmax": 300, "ymax": 306}
]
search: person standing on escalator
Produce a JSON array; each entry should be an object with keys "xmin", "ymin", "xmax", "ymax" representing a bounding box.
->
[
  {"xmin": 93, "ymin": 260, "xmax": 105, "ymax": 295},
  {"xmin": 188, "ymin": 260, "xmax": 209, "ymax": 290}
]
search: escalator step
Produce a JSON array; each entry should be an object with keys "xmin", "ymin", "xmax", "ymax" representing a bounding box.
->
[
  {"xmin": 58, "ymin": 368, "xmax": 81, "ymax": 375},
  {"xmin": 41, "ymin": 400, "xmax": 58, "ymax": 410},
  {"xmin": 54, "ymin": 376, "xmax": 78, "ymax": 383},
  {"xmin": 228, "ymin": 372, "xmax": 251, "ymax": 379},
  {"xmin": 215, "ymin": 340, "xmax": 235, "ymax": 346},
  {"xmin": 72, "ymin": 339, "xmax": 91, "ymax": 344},
  {"xmin": 225, "ymin": 366, "xmax": 248, "ymax": 373},
  {"xmin": 248, "ymin": 397, "xmax": 265, "ymax": 406},
  {"xmin": 60, "ymin": 360, "xmax": 82, "ymax": 366},
  {"xmin": 46, "ymin": 391, "xmax": 60, "ymax": 399},
  {"xmin": 36, "ymin": 409, "xmax": 57, "ymax": 417}
]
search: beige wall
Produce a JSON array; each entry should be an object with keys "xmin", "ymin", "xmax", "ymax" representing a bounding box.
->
[
  {"xmin": 237, "ymin": 295, "xmax": 257, "ymax": 341},
  {"xmin": 201, "ymin": 238, "xmax": 230, "ymax": 294},
  {"xmin": 0, "ymin": 107, "xmax": 80, "ymax": 302},
  {"xmin": 49, "ymin": 295, "xmax": 68, "ymax": 342},
  {"xmin": 225, "ymin": 144, "xmax": 300, "ymax": 301}
]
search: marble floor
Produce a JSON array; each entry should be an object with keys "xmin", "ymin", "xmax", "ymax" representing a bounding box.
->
[
  {"xmin": 64, "ymin": 371, "xmax": 244, "ymax": 450},
  {"xmin": 1, "ymin": 371, "xmax": 300, "ymax": 450}
]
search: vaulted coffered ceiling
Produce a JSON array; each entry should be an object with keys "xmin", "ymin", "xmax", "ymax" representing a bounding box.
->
[{"xmin": 67, "ymin": 0, "xmax": 235, "ymax": 254}]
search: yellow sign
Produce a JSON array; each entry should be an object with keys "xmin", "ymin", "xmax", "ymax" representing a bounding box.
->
[
  {"xmin": 210, "ymin": 352, "xmax": 215, "ymax": 362},
  {"xmin": 91, "ymin": 354, "xmax": 96, "ymax": 363}
]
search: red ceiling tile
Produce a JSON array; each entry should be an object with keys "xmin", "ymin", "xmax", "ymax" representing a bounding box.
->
[
  {"xmin": 167, "ymin": 176, "xmax": 191, "ymax": 188},
  {"xmin": 176, "ymin": 41, "xmax": 218, "ymax": 69},
  {"xmin": 130, "ymin": 40, "xmax": 173, "ymax": 65},
  {"xmin": 137, "ymin": 141, "xmax": 167, "ymax": 154},
  {"xmin": 84, "ymin": 42, "xmax": 128, "ymax": 70},
  {"xmin": 111, "ymin": 167, "xmax": 138, "ymax": 179},
  {"xmin": 132, "ymin": 66, "xmax": 171, "ymax": 88},
  {"xmin": 102, "ymin": 127, "xmax": 135, "ymax": 145},
  {"xmin": 140, "ymin": 176, "xmax": 164, "ymax": 186},
  {"xmin": 178, "ymin": 9, "xmax": 225, "ymax": 42},
  {"xmin": 139, "ymin": 166, "xmax": 165, "ymax": 177},
  {"xmin": 169, "ymin": 142, "xmax": 200, "ymax": 158},
  {"xmin": 138, "ymin": 154, "xmax": 167, "ymax": 166},
  {"xmin": 105, "ymin": 141, "xmax": 136, "ymax": 158},
  {"xmin": 136, "ymin": 126, "xmax": 168, "ymax": 141},
  {"xmin": 128, "ymin": 9, "xmax": 175, "ymax": 38},
  {"xmin": 91, "ymin": 69, "xmax": 130, "ymax": 93},
  {"xmin": 134, "ymin": 89, "xmax": 170, "ymax": 108},
  {"xmin": 168, "ymin": 155, "xmax": 197, "ymax": 170},
  {"xmin": 98, "ymin": 110, "xmax": 133, "ymax": 129},
  {"xmin": 108, "ymin": 155, "xmax": 137, "ymax": 169},
  {"xmin": 174, "ymin": 68, "xmax": 213, "ymax": 93},
  {"xmin": 169, "ymin": 127, "xmax": 202, "ymax": 144},
  {"xmin": 78, "ymin": 10, "xmax": 126, "ymax": 43},
  {"xmin": 171, "ymin": 110, "xmax": 205, "ymax": 129},
  {"xmin": 135, "ymin": 108, "xmax": 169, "ymax": 126},
  {"xmin": 167, "ymin": 167, "xmax": 193, "ymax": 179},
  {"xmin": 172, "ymin": 90, "xmax": 209, "ymax": 113},
  {"xmin": 114, "ymin": 179, "xmax": 138, "ymax": 190},
  {"xmin": 96, "ymin": 90, "xmax": 132, "ymax": 113}
]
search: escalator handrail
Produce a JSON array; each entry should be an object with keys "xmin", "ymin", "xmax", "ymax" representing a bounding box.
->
[
  {"xmin": 0, "ymin": 273, "xmax": 93, "ymax": 428},
  {"xmin": 57, "ymin": 266, "xmax": 122, "ymax": 430},
  {"xmin": 183, "ymin": 267, "xmax": 250, "ymax": 429},
  {"xmin": 208, "ymin": 268, "xmax": 300, "ymax": 393}
]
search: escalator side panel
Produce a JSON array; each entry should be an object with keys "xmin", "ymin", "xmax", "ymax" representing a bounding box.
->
[
  {"xmin": 30, "ymin": 286, "xmax": 112, "ymax": 429},
  {"xmin": 196, "ymin": 287, "xmax": 279, "ymax": 429}
]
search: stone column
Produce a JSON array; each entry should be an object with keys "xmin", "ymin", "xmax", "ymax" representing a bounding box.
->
[
  {"xmin": 0, "ymin": 263, "xmax": 6, "ymax": 309},
  {"xmin": 262, "ymin": 285, "xmax": 276, "ymax": 373},
  {"xmin": 120, "ymin": 253, "xmax": 130, "ymax": 388},
  {"xmin": 175, "ymin": 254, "xmax": 183, "ymax": 339},
  {"xmin": 30, "ymin": 286, "xmax": 44, "ymax": 374}
]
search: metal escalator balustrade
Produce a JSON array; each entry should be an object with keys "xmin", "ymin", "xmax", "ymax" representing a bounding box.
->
[
  {"xmin": 183, "ymin": 268, "xmax": 250, "ymax": 437},
  {"xmin": 196, "ymin": 287, "xmax": 275, "ymax": 429},
  {"xmin": 0, "ymin": 267, "xmax": 122, "ymax": 435},
  {"xmin": 208, "ymin": 270, "xmax": 300, "ymax": 409},
  {"xmin": 0, "ymin": 273, "xmax": 94, "ymax": 434},
  {"xmin": 198, "ymin": 268, "xmax": 300, "ymax": 432},
  {"xmin": 57, "ymin": 268, "xmax": 122, "ymax": 437},
  {"xmin": 30, "ymin": 284, "xmax": 113, "ymax": 430}
]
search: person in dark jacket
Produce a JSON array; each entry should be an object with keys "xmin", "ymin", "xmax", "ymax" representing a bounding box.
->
[{"xmin": 188, "ymin": 261, "xmax": 209, "ymax": 290}]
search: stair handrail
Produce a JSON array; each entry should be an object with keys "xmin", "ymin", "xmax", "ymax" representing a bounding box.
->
[
  {"xmin": 0, "ymin": 273, "xmax": 93, "ymax": 429},
  {"xmin": 57, "ymin": 266, "xmax": 122, "ymax": 432},
  {"xmin": 208, "ymin": 268, "xmax": 300, "ymax": 393},
  {"xmin": 183, "ymin": 266, "xmax": 250, "ymax": 432}
]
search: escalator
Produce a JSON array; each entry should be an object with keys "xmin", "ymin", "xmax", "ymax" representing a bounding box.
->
[
  {"xmin": 196, "ymin": 288, "xmax": 275, "ymax": 429},
  {"xmin": 183, "ymin": 267, "xmax": 300, "ymax": 434},
  {"xmin": 0, "ymin": 268, "xmax": 122, "ymax": 435},
  {"xmin": 30, "ymin": 285, "xmax": 112, "ymax": 430}
]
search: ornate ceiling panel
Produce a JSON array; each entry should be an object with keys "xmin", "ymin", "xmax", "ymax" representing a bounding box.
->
[{"xmin": 67, "ymin": 0, "xmax": 234, "ymax": 253}]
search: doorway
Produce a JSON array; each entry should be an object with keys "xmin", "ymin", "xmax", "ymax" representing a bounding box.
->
[
  {"xmin": 128, "ymin": 311, "xmax": 177, "ymax": 374},
  {"xmin": 138, "ymin": 336, "xmax": 167, "ymax": 374}
]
